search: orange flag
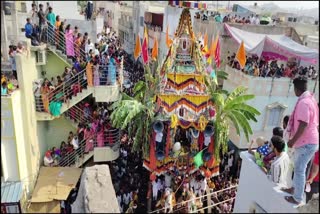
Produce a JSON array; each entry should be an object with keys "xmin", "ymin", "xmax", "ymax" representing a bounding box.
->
[
  {"xmin": 166, "ymin": 25, "xmax": 172, "ymax": 48},
  {"xmin": 212, "ymin": 34, "xmax": 219, "ymax": 58},
  {"xmin": 151, "ymin": 36, "xmax": 159, "ymax": 61},
  {"xmin": 133, "ymin": 35, "xmax": 141, "ymax": 61},
  {"xmin": 207, "ymin": 35, "xmax": 215, "ymax": 64},
  {"xmin": 236, "ymin": 41, "xmax": 247, "ymax": 69},
  {"xmin": 203, "ymin": 31, "xmax": 208, "ymax": 48}
]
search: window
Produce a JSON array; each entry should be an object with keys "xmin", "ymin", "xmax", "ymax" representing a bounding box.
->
[
  {"xmin": 264, "ymin": 102, "xmax": 287, "ymax": 129},
  {"xmin": 268, "ymin": 107, "xmax": 282, "ymax": 127}
]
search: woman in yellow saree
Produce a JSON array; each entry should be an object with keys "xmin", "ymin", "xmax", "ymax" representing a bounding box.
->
[
  {"xmin": 86, "ymin": 60, "xmax": 93, "ymax": 86},
  {"xmin": 40, "ymin": 78, "xmax": 51, "ymax": 112}
]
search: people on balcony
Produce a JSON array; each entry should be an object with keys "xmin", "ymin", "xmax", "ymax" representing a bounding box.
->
[
  {"xmin": 267, "ymin": 136, "xmax": 291, "ymax": 187},
  {"xmin": 65, "ymin": 24, "xmax": 75, "ymax": 58},
  {"xmin": 228, "ymin": 52, "xmax": 318, "ymax": 79},
  {"xmin": 38, "ymin": 4, "xmax": 47, "ymax": 43},
  {"xmin": 40, "ymin": 78, "xmax": 52, "ymax": 112},
  {"xmin": 58, "ymin": 22, "xmax": 66, "ymax": 54},
  {"xmin": 108, "ymin": 53, "xmax": 117, "ymax": 85},
  {"xmin": 282, "ymin": 76, "xmax": 319, "ymax": 205},
  {"xmin": 86, "ymin": 60, "xmax": 94, "ymax": 86},
  {"xmin": 46, "ymin": 7, "xmax": 56, "ymax": 44}
]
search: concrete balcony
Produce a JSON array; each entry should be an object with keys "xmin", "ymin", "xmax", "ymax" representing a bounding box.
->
[
  {"xmin": 223, "ymin": 65, "xmax": 319, "ymax": 99},
  {"xmin": 234, "ymin": 151, "xmax": 299, "ymax": 213}
]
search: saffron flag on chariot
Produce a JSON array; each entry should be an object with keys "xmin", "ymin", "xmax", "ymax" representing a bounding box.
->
[
  {"xmin": 236, "ymin": 41, "xmax": 247, "ymax": 69},
  {"xmin": 152, "ymin": 36, "xmax": 159, "ymax": 61},
  {"xmin": 134, "ymin": 35, "xmax": 141, "ymax": 61}
]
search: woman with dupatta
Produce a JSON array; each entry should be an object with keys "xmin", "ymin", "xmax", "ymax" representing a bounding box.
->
[
  {"xmin": 96, "ymin": 123, "xmax": 105, "ymax": 147},
  {"xmin": 86, "ymin": 60, "xmax": 93, "ymax": 86},
  {"xmin": 40, "ymin": 78, "xmax": 51, "ymax": 113},
  {"xmin": 93, "ymin": 61, "xmax": 100, "ymax": 86},
  {"xmin": 65, "ymin": 24, "xmax": 75, "ymax": 58},
  {"xmin": 74, "ymin": 33, "xmax": 82, "ymax": 59},
  {"xmin": 84, "ymin": 125, "xmax": 93, "ymax": 153},
  {"xmin": 55, "ymin": 16, "xmax": 61, "ymax": 48}
]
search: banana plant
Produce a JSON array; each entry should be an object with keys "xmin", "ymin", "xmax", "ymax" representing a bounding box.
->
[
  {"xmin": 205, "ymin": 71, "xmax": 261, "ymax": 159},
  {"xmin": 110, "ymin": 63, "xmax": 160, "ymax": 154}
]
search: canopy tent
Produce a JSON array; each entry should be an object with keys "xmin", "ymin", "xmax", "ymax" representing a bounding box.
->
[{"xmin": 224, "ymin": 24, "xmax": 319, "ymax": 64}]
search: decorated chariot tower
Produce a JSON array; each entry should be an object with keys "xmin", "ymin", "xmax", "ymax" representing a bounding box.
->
[{"xmin": 143, "ymin": 8, "xmax": 219, "ymax": 179}]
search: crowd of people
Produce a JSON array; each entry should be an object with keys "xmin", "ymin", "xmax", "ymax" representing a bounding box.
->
[
  {"xmin": 249, "ymin": 76, "xmax": 319, "ymax": 205},
  {"xmin": 1, "ymin": 43, "xmax": 26, "ymax": 96},
  {"xmin": 195, "ymin": 11, "xmax": 273, "ymax": 25},
  {"xmin": 43, "ymin": 98, "xmax": 118, "ymax": 168},
  {"xmin": 29, "ymin": 4, "xmax": 125, "ymax": 116},
  {"xmin": 111, "ymin": 134, "xmax": 149, "ymax": 213},
  {"xmin": 227, "ymin": 52, "xmax": 318, "ymax": 79}
]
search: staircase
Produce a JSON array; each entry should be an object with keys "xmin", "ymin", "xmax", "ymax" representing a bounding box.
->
[
  {"xmin": 58, "ymin": 106, "xmax": 121, "ymax": 167},
  {"xmin": 45, "ymin": 24, "xmax": 86, "ymax": 66},
  {"xmin": 36, "ymin": 69, "xmax": 93, "ymax": 121}
]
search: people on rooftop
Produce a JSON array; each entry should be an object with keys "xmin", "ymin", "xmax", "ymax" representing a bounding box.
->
[{"xmin": 282, "ymin": 76, "xmax": 319, "ymax": 205}]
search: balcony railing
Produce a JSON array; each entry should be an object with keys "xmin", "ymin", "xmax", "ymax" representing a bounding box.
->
[
  {"xmin": 34, "ymin": 64, "xmax": 121, "ymax": 114},
  {"xmin": 45, "ymin": 24, "xmax": 86, "ymax": 61}
]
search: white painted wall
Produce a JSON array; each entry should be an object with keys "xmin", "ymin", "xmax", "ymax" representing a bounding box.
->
[
  {"xmin": 234, "ymin": 151, "xmax": 298, "ymax": 213},
  {"xmin": 223, "ymin": 66, "xmax": 319, "ymax": 149}
]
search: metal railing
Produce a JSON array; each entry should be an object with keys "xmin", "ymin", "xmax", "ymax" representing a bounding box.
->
[
  {"xmin": 64, "ymin": 104, "xmax": 95, "ymax": 125},
  {"xmin": 149, "ymin": 185, "xmax": 238, "ymax": 213},
  {"xmin": 46, "ymin": 24, "xmax": 86, "ymax": 61},
  {"xmin": 34, "ymin": 64, "xmax": 122, "ymax": 114},
  {"xmin": 58, "ymin": 132, "xmax": 96, "ymax": 167},
  {"xmin": 34, "ymin": 68, "xmax": 88, "ymax": 113},
  {"xmin": 94, "ymin": 128, "xmax": 121, "ymax": 148}
]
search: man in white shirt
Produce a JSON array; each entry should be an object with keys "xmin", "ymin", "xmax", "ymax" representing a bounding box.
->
[
  {"xmin": 249, "ymin": 14, "xmax": 255, "ymax": 24},
  {"xmin": 152, "ymin": 179, "xmax": 159, "ymax": 201},
  {"xmin": 268, "ymin": 136, "xmax": 291, "ymax": 187},
  {"xmin": 29, "ymin": 3, "xmax": 39, "ymax": 25},
  {"xmin": 85, "ymin": 39, "xmax": 95, "ymax": 54},
  {"xmin": 123, "ymin": 191, "xmax": 132, "ymax": 209},
  {"xmin": 254, "ymin": 15, "xmax": 260, "ymax": 25}
]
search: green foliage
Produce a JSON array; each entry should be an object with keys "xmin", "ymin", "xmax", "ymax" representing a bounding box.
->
[
  {"xmin": 110, "ymin": 63, "xmax": 159, "ymax": 154},
  {"xmin": 206, "ymin": 73, "xmax": 260, "ymax": 160}
]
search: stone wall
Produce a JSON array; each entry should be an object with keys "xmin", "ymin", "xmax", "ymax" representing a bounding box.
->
[{"xmin": 71, "ymin": 165, "xmax": 119, "ymax": 213}]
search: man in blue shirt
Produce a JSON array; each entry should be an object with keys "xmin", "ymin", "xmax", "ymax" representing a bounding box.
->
[{"xmin": 25, "ymin": 18, "xmax": 34, "ymax": 39}]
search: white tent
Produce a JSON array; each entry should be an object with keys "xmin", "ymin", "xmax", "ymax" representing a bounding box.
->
[{"xmin": 224, "ymin": 24, "xmax": 319, "ymax": 64}]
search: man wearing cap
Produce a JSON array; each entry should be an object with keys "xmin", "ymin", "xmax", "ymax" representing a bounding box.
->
[{"xmin": 283, "ymin": 76, "xmax": 319, "ymax": 205}]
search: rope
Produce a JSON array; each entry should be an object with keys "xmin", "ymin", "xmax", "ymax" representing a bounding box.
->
[{"xmin": 148, "ymin": 185, "xmax": 238, "ymax": 213}]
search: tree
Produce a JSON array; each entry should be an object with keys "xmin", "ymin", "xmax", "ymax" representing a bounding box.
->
[
  {"xmin": 205, "ymin": 71, "xmax": 261, "ymax": 159},
  {"xmin": 110, "ymin": 64, "xmax": 159, "ymax": 156}
]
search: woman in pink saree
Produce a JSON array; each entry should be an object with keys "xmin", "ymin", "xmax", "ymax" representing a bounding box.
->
[
  {"xmin": 65, "ymin": 24, "xmax": 75, "ymax": 58},
  {"xmin": 84, "ymin": 126, "xmax": 93, "ymax": 153},
  {"xmin": 96, "ymin": 124, "xmax": 105, "ymax": 147}
]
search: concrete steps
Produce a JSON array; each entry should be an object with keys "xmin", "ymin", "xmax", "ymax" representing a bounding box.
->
[
  {"xmin": 36, "ymin": 87, "xmax": 93, "ymax": 121},
  {"xmin": 72, "ymin": 151, "xmax": 94, "ymax": 168},
  {"xmin": 47, "ymin": 45, "xmax": 73, "ymax": 66}
]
